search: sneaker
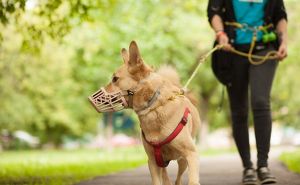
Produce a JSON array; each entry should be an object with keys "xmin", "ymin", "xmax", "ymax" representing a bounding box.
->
[
  {"xmin": 257, "ymin": 167, "xmax": 277, "ymax": 184},
  {"xmin": 243, "ymin": 168, "xmax": 258, "ymax": 185}
]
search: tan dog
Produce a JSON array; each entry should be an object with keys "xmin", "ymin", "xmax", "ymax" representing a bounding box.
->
[{"xmin": 91, "ymin": 41, "xmax": 201, "ymax": 185}]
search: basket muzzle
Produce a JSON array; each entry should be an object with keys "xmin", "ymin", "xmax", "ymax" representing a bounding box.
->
[{"xmin": 88, "ymin": 87, "xmax": 129, "ymax": 113}]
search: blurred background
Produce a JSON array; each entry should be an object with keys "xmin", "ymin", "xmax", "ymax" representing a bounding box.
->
[{"xmin": 0, "ymin": 0, "xmax": 299, "ymax": 185}]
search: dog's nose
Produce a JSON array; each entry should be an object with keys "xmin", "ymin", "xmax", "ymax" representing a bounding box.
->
[{"xmin": 104, "ymin": 84, "xmax": 114, "ymax": 93}]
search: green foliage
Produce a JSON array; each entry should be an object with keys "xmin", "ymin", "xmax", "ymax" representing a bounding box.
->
[
  {"xmin": 0, "ymin": 147, "xmax": 147, "ymax": 185},
  {"xmin": 271, "ymin": 2, "xmax": 300, "ymax": 128},
  {"xmin": 0, "ymin": 0, "xmax": 26, "ymax": 24},
  {"xmin": 0, "ymin": 0, "xmax": 299, "ymax": 146},
  {"xmin": 280, "ymin": 149, "xmax": 300, "ymax": 174}
]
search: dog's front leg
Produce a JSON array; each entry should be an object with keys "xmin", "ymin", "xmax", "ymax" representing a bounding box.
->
[
  {"xmin": 186, "ymin": 151, "xmax": 200, "ymax": 185},
  {"xmin": 175, "ymin": 158, "xmax": 188, "ymax": 185},
  {"xmin": 162, "ymin": 167, "xmax": 172, "ymax": 185},
  {"xmin": 148, "ymin": 159, "xmax": 163, "ymax": 185}
]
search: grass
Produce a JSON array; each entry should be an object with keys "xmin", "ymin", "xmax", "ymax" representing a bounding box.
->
[
  {"xmin": 0, "ymin": 147, "xmax": 147, "ymax": 185},
  {"xmin": 0, "ymin": 145, "xmax": 238, "ymax": 185},
  {"xmin": 280, "ymin": 148, "xmax": 300, "ymax": 174}
]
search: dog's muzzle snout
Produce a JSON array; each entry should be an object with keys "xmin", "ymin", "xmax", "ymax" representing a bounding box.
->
[{"xmin": 88, "ymin": 88, "xmax": 128, "ymax": 113}]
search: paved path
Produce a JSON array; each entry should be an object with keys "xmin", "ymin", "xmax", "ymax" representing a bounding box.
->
[{"xmin": 77, "ymin": 152, "xmax": 300, "ymax": 185}]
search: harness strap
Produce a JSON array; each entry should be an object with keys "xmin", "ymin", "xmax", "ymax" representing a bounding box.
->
[
  {"xmin": 142, "ymin": 107, "xmax": 190, "ymax": 167},
  {"xmin": 224, "ymin": 22, "xmax": 274, "ymax": 31}
]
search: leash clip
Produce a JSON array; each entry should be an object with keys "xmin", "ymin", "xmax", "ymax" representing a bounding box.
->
[
  {"xmin": 241, "ymin": 23, "xmax": 248, "ymax": 31},
  {"xmin": 180, "ymin": 88, "xmax": 186, "ymax": 95},
  {"xmin": 127, "ymin": 90, "xmax": 134, "ymax": 96}
]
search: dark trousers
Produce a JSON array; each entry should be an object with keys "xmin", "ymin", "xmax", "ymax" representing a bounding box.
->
[{"xmin": 227, "ymin": 45, "xmax": 278, "ymax": 169}]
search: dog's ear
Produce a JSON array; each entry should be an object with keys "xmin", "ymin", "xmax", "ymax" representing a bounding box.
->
[
  {"xmin": 127, "ymin": 41, "xmax": 151, "ymax": 79},
  {"xmin": 121, "ymin": 48, "xmax": 129, "ymax": 64},
  {"xmin": 129, "ymin": 41, "xmax": 143, "ymax": 66}
]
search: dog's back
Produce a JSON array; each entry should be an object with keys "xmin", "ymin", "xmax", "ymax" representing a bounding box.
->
[
  {"xmin": 157, "ymin": 65, "xmax": 181, "ymax": 87},
  {"xmin": 157, "ymin": 65, "xmax": 199, "ymax": 107}
]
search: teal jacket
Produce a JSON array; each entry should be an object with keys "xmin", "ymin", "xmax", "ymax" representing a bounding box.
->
[{"xmin": 207, "ymin": 0, "xmax": 288, "ymax": 45}]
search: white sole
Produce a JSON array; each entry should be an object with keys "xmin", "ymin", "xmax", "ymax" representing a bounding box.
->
[{"xmin": 260, "ymin": 179, "xmax": 277, "ymax": 184}]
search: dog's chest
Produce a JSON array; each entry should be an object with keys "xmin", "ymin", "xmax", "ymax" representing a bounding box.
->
[
  {"xmin": 161, "ymin": 145, "xmax": 181, "ymax": 161},
  {"xmin": 139, "ymin": 110, "xmax": 167, "ymax": 134}
]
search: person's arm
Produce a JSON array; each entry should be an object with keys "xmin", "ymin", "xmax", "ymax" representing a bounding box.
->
[
  {"xmin": 211, "ymin": 15, "xmax": 233, "ymax": 51},
  {"xmin": 276, "ymin": 19, "xmax": 288, "ymax": 61},
  {"xmin": 207, "ymin": 0, "xmax": 231, "ymax": 50},
  {"xmin": 271, "ymin": 0, "xmax": 288, "ymax": 61},
  {"xmin": 211, "ymin": 15, "xmax": 224, "ymax": 33}
]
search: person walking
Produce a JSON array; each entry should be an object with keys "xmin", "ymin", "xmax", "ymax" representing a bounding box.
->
[{"xmin": 207, "ymin": 0, "xmax": 287, "ymax": 184}]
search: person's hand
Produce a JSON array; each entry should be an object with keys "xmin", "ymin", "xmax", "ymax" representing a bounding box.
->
[
  {"xmin": 216, "ymin": 31, "xmax": 233, "ymax": 51},
  {"xmin": 277, "ymin": 42, "xmax": 288, "ymax": 61}
]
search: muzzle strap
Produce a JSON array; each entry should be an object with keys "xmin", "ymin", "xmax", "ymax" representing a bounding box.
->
[{"xmin": 127, "ymin": 90, "xmax": 134, "ymax": 108}]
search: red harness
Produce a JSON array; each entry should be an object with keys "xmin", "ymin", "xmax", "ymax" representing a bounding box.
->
[{"xmin": 142, "ymin": 108, "xmax": 190, "ymax": 168}]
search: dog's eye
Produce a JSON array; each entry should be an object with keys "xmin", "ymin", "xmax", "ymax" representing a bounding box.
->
[{"xmin": 112, "ymin": 76, "xmax": 119, "ymax": 83}]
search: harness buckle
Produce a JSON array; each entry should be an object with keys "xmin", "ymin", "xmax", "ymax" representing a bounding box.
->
[
  {"xmin": 127, "ymin": 90, "xmax": 134, "ymax": 96},
  {"xmin": 181, "ymin": 116, "xmax": 188, "ymax": 125},
  {"xmin": 241, "ymin": 23, "xmax": 248, "ymax": 31}
]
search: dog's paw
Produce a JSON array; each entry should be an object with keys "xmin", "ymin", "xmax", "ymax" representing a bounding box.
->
[{"xmin": 175, "ymin": 180, "xmax": 182, "ymax": 185}]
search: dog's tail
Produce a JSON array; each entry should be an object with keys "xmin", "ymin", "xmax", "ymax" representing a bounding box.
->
[{"xmin": 157, "ymin": 65, "xmax": 199, "ymax": 108}]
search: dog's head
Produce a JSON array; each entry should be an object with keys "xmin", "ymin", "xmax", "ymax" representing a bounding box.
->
[{"xmin": 89, "ymin": 41, "xmax": 154, "ymax": 112}]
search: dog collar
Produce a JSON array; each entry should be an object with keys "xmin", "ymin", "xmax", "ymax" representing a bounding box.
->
[{"xmin": 136, "ymin": 88, "xmax": 161, "ymax": 112}]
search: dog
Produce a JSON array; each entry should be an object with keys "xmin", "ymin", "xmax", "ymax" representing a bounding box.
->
[{"xmin": 89, "ymin": 41, "xmax": 201, "ymax": 185}]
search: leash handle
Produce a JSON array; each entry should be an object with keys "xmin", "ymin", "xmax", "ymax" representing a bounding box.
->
[
  {"xmin": 246, "ymin": 31, "xmax": 278, "ymax": 65},
  {"xmin": 182, "ymin": 34, "xmax": 278, "ymax": 90}
]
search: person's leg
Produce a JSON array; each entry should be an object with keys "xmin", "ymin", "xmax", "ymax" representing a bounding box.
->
[
  {"xmin": 227, "ymin": 53, "xmax": 253, "ymax": 169},
  {"xmin": 249, "ymin": 47, "xmax": 278, "ymax": 168}
]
